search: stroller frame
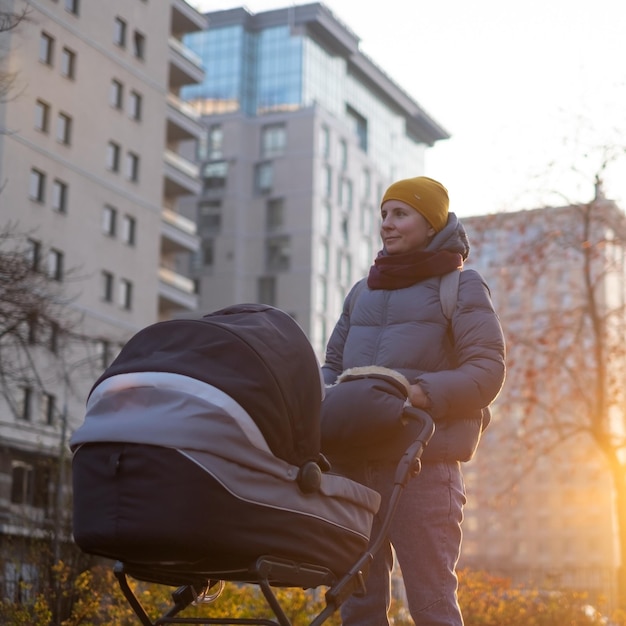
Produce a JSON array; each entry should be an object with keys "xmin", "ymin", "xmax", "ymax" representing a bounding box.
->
[{"xmin": 112, "ymin": 409, "xmax": 434, "ymax": 626}]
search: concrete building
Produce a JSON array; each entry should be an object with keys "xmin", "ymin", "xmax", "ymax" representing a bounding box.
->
[
  {"xmin": 460, "ymin": 196, "xmax": 626, "ymax": 609},
  {"xmin": 179, "ymin": 2, "xmax": 450, "ymax": 357},
  {"xmin": 0, "ymin": 0, "xmax": 205, "ymax": 595}
]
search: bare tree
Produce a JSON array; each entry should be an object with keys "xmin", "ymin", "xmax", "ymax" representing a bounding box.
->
[
  {"xmin": 0, "ymin": 224, "xmax": 123, "ymax": 623},
  {"xmin": 0, "ymin": 0, "xmax": 30, "ymax": 106},
  {"xmin": 464, "ymin": 160, "xmax": 626, "ymax": 609},
  {"xmin": 0, "ymin": 225, "xmax": 85, "ymax": 396}
]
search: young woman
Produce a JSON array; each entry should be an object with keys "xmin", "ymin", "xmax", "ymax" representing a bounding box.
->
[{"xmin": 322, "ymin": 176, "xmax": 506, "ymax": 626}]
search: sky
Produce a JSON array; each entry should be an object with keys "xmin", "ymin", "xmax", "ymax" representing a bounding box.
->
[{"xmin": 191, "ymin": 0, "xmax": 626, "ymax": 217}]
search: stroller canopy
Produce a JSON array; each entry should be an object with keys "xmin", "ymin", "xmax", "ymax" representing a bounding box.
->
[{"xmin": 73, "ymin": 304, "xmax": 324, "ymax": 467}]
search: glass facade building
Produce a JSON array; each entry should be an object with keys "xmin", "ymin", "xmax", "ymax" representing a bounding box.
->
[
  {"xmin": 180, "ymin": 3, "xmax": 449, "ymax": 355},
  {"xmin": 183, "ymin": 23, "xmax": 304, "ymax": 116}
]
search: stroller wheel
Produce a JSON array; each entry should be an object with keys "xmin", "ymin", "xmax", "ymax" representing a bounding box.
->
[{"xmin": 297, "ymin": 461, "xmax": 322, "ymax": 493}]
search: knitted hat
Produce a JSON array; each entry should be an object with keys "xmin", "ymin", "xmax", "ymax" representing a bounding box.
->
[{"xmin": 381, "ymin": 176, "xmax": 449, "ymax": 232}]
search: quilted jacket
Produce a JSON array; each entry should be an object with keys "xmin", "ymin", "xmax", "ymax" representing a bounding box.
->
[{"xmin": 321, "ymin": 213, "xmax": 506, "ymax": 461}]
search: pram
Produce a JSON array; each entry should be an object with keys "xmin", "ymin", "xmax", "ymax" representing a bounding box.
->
[{"xmin": 70, "ymin": 303, "xmax": 434, "ymax": 626}]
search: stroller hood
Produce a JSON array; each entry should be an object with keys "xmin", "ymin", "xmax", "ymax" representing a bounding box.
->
[{"xmin": 72, "ymin": 304, "xmax": 324, "ymax": 467}]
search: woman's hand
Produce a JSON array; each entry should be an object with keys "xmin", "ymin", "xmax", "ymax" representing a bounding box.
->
[{"xmin": 408, "ymin": 383, "xmax": 431, "ymax": 409}]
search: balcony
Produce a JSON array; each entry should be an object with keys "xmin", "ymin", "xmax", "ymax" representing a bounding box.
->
[
  {"xmin": 158, "ymin": 266, "xmax": 198, "ymax": 314},
  {"xmin": 167, "ymin": 92, "xmax": 204, "ymax": 142},
  {"xmin": 161, "ymin": 207, "xmax": 200, "ymax": 255},
  {"xmin": 171, "ymin": 0, "xmax": 208, "ymax": 37},
  {"xmin": 169, "ymin": 36, "xmax": 204, "ymax": 89},
  {"xmin": 164, "ymin": 149, "xmax": 202, "ymax": 197}
]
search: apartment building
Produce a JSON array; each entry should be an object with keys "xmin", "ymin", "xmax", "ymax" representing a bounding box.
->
[
  {"xmin": 460, "ymin": 196, "xmax": 626, "ymax": 608},
  {"xmin": 179, "ymin": 2, "xmax": 450, "ymax": 357},
  {"xmin": 0, "ymin": 0, "xmax": 205, "ymax": 594}
]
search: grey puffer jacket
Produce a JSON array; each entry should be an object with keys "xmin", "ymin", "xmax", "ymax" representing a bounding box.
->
[{"xmin": 322, "ymin": 213, "xmax": 506, "ymax": 449}]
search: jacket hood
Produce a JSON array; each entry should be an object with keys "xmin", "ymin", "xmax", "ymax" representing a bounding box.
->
[{"xmin": 427, "ymin": 212, "xmax": 470, "ymax": 261}]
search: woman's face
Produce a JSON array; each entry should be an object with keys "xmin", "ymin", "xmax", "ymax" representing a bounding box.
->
[{"xmin": 380, "ymin": 199, "xmax": 435, "ymax": 255}]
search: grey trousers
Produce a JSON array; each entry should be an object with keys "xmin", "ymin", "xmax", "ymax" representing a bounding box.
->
[{"xmin": 340, "ymin": 460, "xmax": 466, "ymax": 626}]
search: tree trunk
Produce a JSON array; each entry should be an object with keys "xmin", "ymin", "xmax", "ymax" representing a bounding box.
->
[{"xmin": 608, "ymin": 454, "xmax": 626, "ymax": 609}]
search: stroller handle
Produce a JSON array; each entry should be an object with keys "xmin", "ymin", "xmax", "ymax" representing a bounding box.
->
[
  {"xmin": 401, "ymin": 405, "xmax": 435, "ymax": 446},
  {"xmin": 394, "ymin": 406, "xmax": 435, "ymax": 487}
]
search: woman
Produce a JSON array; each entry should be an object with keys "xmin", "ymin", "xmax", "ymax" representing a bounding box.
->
[{"xmin": 321, "ymin": 176, "xmax": 506, "ymax": 626}]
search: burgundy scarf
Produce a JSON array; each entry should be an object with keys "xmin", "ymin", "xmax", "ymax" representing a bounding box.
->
[{"xmin": 367, "ymin": 249, "xmax": 463, "ymax": 290}]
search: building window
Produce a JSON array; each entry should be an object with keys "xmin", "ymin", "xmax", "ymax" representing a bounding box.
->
[
  {"xmin": 207, "ymin": 124, "xmax": 223, "ymax": 159},
  {"xmin": 10, "ymin": 461, "xmax": 50, "ymax": 510},
  {"xmin": 129, "ymin": 90, "xmax": 142, "ymax": 120},
  {"xmin": 360, "ymin": 204, "xmax": 373, "ymax": 234},
  {"xmin": 317, "ymin": 276, "xmax": 328, "ymax": 311},
  {"xmin": 201, "ymin": 239, "xmax": 214, "ymax": 266},
  {"xmin": 11, "ymin": 462, "xmax": 34, "ymax": 503},
  {"xmin": 96, "ymin": 339, "xmax": 112, "ymax": 369},
  {"xmin": 26, "ymin": 238, "xmax": 41, "ymax": 271},
  {"xmin": 266, "ymin": 235, "xmax": 291, "ymax": 272},
  {"xmin": 347, "ymin": 105, "xmax": 368, "ymax": 153},
  {"xmin": 39, "ymin": 32, "xmax": 54, "ymax": 65},
  {"xmin": 202, "ymin": 160, "xmax": 228, "ymax": 190},
  {"xmin": 60, "ymin": 47, "xmax": 76, "ymax": 78},
  {"xmin": 34, "ymin": 100, "xmax": 50, "ymax": 132},
  {"xmin": 341, "ymin": 215, "xmax": 350, "ymax": 244},
  {"xmin": 362, "ymin": 168, "xmax": 371, "ymax": 200},
  {"xmin": 64, "ymin": 0, "xmax": 79, "ymax": 15},
  {"xmin": 258, "ymin": 276, "xmax": 276, "ymax": 306},
  {"xmin": 340, "ymin": 178, "xmax": 353, "ymax": 211},
  {"xmin": 101, "ymin": 270, "xmax": 114, "ymax": 302},
  {"xmin": 29, "ymin": 168, "xmax": 46, "ymax": 202},
  {"xmin": 20, "ymin": 387, "xmax": 33, "ymax": 421},
  {"xmin": 320, "ymin": 203, "xmax": 331, "ymax": 237},
  {"xmin": 133, "ymin": 30, "xmax": 145, "ymax": 59},
  {"xmin": 337, "ymin": 251, "xmax": 352, "ymax": 286},
  {"xmin": 113, "ymin": 17, "xmax": 126, "ymax": 47},
  {"xmin": 110, "ymin": 79, "xmax": 123, "ymax": 109},
  {"xmin": 320, "ymin": 126, "xmax": 330, "ymax": 159},
  {"xmin": 45, "ymin": 321, "xmax": 59, "ymax": 354},
  {"xmin": 106, "ymin": 141, "xmax": 120, "ymax": 171},
  {"xmin": 56, "ymin": 112, "xmax": 72, "ymax": 144},
  {"xmin": 197, "ymin": 200, "xmax": 222, "ymax": 233},
  {"xmin": 48, "ymin": 249, "xmax": 64, "ymax": 281},
  {"xmin": 119, "ymin": 279, "xmax": 133, "ymax": 310},
  {"xmin": 23, "ymin": 315, "xmax": 37, "ymax": 344},
  {"xmin": 22, "ymin": 315, "xmax": 36, "ymax": 346},
  {"xmin": 125, "ymin": 151, "xmax": 140, "ymax": 182},
  {"xmin": 6, "ymin": 562, "xmax": 38, "ymax": 605},
  {"xmin": 261, "ymin": 124, "xmax": 286, "ymax": 158},
  {"xmin": 51, "ymin": 179, "xmax": 68, "ymax": 213},
  {"xmin": 266, "ymin": 197, "xmax": 285, "ymax": 231},
  {"xmin": 121, "ymin": 214, "xmax": 136, "ymax": 245},
  {"xmin": 339, "ymin": 139, "xmax": 348, "ymax": 170},
  {"xmin": 255, "ymin": 162, "xmax": 273, "ymax": 193},
  {"xmin": 23, "ymin": 315, "xmax": 37, "ymax": 346},
  {"xmin": 42, "ymin": 393, "xmax": 56, "ymax": 426},
  {"xmin": 197, "ymin": 131, "xmax": 209, "ymax": 162},
  {"xmin": 102, "ymin": 272, "xmax": 116, "ymax": 304},
  {"xmin": 322, "ymin": 165, "xmax": 332, "ymax": 198},
  {"xmin": 102, "ymin": 205, "xmax": 117, "ymax": 236}
]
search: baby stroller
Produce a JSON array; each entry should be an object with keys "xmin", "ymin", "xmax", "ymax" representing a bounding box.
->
[{"xmin": 70, "ymin": 303, "xmax": 433, "ymax": 626}]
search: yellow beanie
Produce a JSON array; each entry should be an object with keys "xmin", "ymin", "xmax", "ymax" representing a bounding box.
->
[{"xmin": 381, "ymin": 176, "xmax": 449, "ymax": 232}]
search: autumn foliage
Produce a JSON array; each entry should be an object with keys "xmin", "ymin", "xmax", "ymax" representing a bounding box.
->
[{"xmin": 1, "ymin": 562, "xmax": 622, "ymax": 625}]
